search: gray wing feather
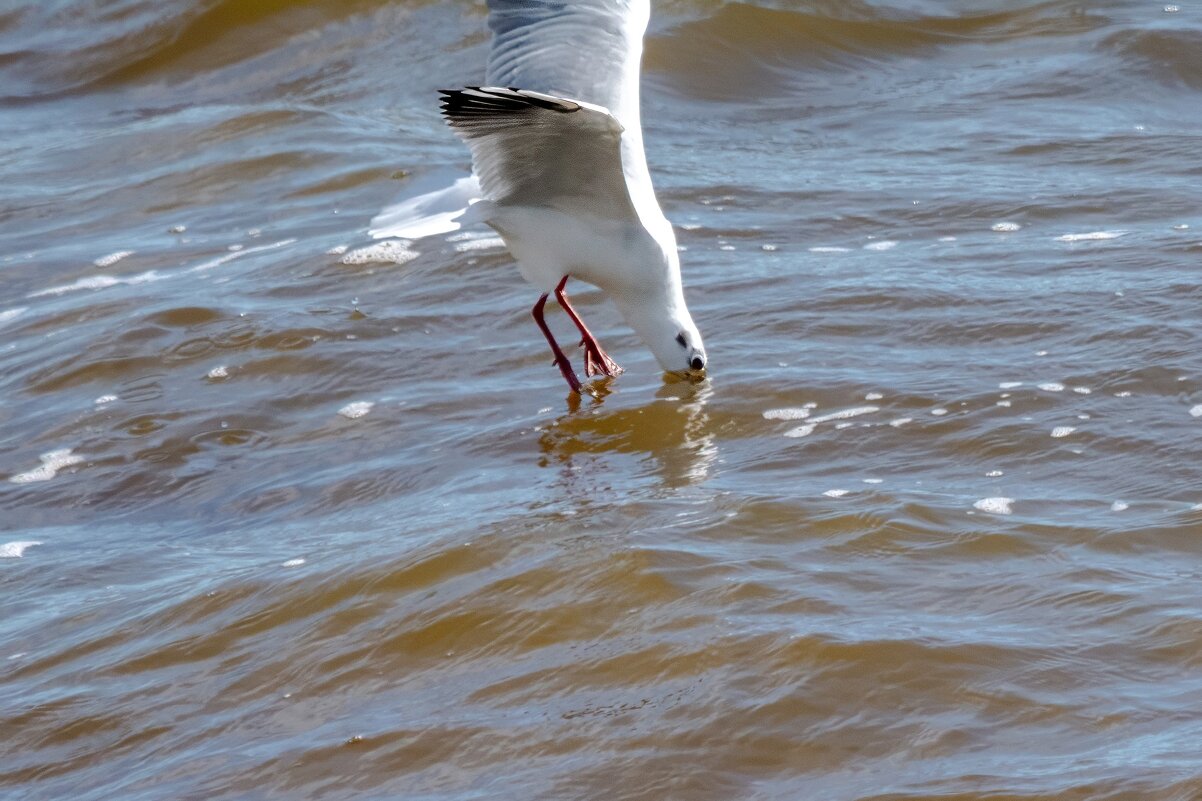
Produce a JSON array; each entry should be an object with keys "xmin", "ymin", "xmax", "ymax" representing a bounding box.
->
[
  {"xmin": 485, "ymin": 0, "xmax": 648, "ymax": 128},
  {"xmin": 440, "ymin": 87, "xmax": 636, "ymax": 220}
]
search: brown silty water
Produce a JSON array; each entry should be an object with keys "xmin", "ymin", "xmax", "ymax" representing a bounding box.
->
[{"xmin": 2, "ymin": 2, "xmax": 1202, "ymax": 799}]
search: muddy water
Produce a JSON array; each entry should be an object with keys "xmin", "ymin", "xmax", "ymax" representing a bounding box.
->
[{"xmin": 3, "ymin": 1, "xmax": 1202, "ymax": 799}]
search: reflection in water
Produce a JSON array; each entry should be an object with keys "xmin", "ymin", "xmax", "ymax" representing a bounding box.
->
[
  {"xmin": 538, "ymin": 378, "xmax": 717, "ymax": 492},
  {"xmin": 5, "ymin": 0, "xmax": 1202, "ymax": 798}
]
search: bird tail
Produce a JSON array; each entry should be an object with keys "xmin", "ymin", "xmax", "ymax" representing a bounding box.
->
[{"xmin": 369, "ymin": 168, "xmax": 482, "ymax": 240}]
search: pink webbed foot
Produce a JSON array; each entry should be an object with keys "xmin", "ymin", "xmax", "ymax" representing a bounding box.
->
[
  {"xmin": 581, "ymin": 339, "xmax": 623, "ymax": 378},
  {"xmin": 555, "ymin": 276, "xmax": 622, "ymax": 380}
]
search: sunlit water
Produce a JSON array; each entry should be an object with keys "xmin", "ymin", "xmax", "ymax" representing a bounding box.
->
[{"xmin": 3, "ymin": 1, "xmax": 1202, "ymax": 799}]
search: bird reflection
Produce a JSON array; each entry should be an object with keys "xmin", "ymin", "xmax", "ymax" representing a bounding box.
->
[{"xmin": 537, "ymin": 377, "xmax": 717, "ymax": 492}]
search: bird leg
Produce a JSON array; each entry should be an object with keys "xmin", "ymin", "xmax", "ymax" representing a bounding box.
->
[
  {"xmin": 554, "ymin": 275, "xmax": 623, "ymax": 378},
  {"xmin": 532, "ymin": 292, "xmax": 582, "ymax": 394}
]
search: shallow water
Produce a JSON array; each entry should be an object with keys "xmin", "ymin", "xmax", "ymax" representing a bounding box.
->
[{"xmin": 3, "ymin": 1, "xmax": 1202, "ymax": 798}]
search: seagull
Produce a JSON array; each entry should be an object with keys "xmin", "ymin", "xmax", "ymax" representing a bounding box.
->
[{"xmin": 371, "ymin": 0, "xmax": 706, "ymax": 394}]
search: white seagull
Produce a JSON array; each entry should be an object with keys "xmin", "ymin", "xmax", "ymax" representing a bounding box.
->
[{"xmin": 371, "ymin": 0, "xmax": 706, "ymax": 394}]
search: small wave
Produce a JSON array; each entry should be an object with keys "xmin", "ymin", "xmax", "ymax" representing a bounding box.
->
[
  {"xmin": 0, "ymin": 307, "xmax": 26, "ymax": 327},
  {"xmin": 1, "ymin": 0, "xmax": 372, "ymax": 98},
  {"xmin": 0, "ymin": 540, "xmax": 42, "ymax": 558},
  {"xmin": 974, "ymin": 497, "xmax": 1014, "ymax": 515},
  {"xmin": 1101, "ymin": 28, "xmax": 1202, "ymax": 90},
  {"xmin": 649, "ymin": 2, "xmax": 1110, "ymax": 99},
  {"xmin": 338, "ymin": 401, "xmax": 375, "ymax": 420},
  {"xmin": 93, "ymin": 250, "xmax": 135, "ymax": 268},
  {"xmin": 1056, "ymin": 231, "xmax": 1126, "ymax": 242},
  {"xmin": 9, "ymin": 449, "xmax": 84, "ymax": 484},
  {"xmin": 28, "ymin": 271, "xmax": 164, "ymax": 298}
]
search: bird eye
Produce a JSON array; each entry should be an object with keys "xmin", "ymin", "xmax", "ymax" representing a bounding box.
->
[{"xmin": 675, "ymin": 333, "xmax": 687, "ymax": 348}]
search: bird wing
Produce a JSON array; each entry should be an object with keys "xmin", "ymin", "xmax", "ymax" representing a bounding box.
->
[
  {"xmin": 440, "ymin": 87, "xmax": 636, "ymax": 221},
  {"xmin": 484, "ymin": 0, "xmax": 649, "ymax": 131}
]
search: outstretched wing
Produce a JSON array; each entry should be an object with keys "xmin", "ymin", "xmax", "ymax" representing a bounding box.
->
[
  {"xmin": 485, "ymin": 0, "xmax": 648, "ymax": 131},
  {"xmin": 440, "ymin": 87, "xmax": 636, "ymax": 221}
]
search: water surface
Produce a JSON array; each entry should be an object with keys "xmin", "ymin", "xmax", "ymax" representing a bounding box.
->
[{"xmin": 3, "ymin": 1, "xmax": 1202, "ymax": 799}]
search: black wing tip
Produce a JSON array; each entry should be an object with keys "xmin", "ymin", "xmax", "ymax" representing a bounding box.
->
[{"xmin": 437, "ymin": 86, "xmax": 581, "ymax": 120}]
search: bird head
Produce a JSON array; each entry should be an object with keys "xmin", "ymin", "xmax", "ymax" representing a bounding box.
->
[{"xmin": 616, "ymin": 291, "xmax": 707, "ymax": 377}]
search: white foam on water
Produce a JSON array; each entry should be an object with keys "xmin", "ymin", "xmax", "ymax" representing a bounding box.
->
[
  {"xmin": 1192, "ymin": 503, "xmax": 1202, "ymax": 511},
  {"xmin": 889, "ymin": 417, "xmax": 913, "ymax": 428},
  {"xmin": 809, "ymin": 246, "xmax": 851, "ymax": 253},
  {"xmin": 1190, "ymin": 405, "xmax": 1202, "ymax": 418},
  {"xmin": 1038, "ymin": 383, "xmax": 1065, "ymax": 392},
  {"xmin": 169, "ymin": 224, "xmax": 187, "ymax": 233},
  {"xmin": 1056, "ymin": 231, "xmax": 1125, "ymax": 242},
  {"xmin": 193, "ymin": 239, "xmax": 296, "ymax": 272},
  {"xmin": 938, "ymin": 236, "xmax": 957, "ymax": 242},
  {"xmin": 761, "ymin": 244, "xmax": 778, "ymax": 252},
  {"xmin": 29, "ymin": 270, "xmax": 163, "ymax": 298},
  {"xmin": 207, "ymin": 366, "xmax": 230, "ymax": 380},
  {"xmin": 1111, "ymin": 501, "xmax": 1129, "ymax": 512},
  {"xmin": 1173, "ymin": 223, "xmax": 1189, "ymax": 230},
  {"xmin": 783, "ymin": 424, "xmax": 816, "ymax": 438},
  {"xmin": 865, "ymin": 392, "xmax": 883, "ymax": 401},
  {"xmin": 810, "ymin": 406, "xmax": 879, "ymax": 424},
  {"xmin": 1115, "ymin": 391, "xmax": 1132, "ymax": 398},
  {"xmin": 1078, "ymin": 414, "xmax": 1091, "ymax": 420},
  {"xmin": 1073, "ymin": 387, "xmax": 1092, "ymax": 395},
  {"xmin": 1036, "ymin": 350, "xmax": 1049, "ymax": 356},
  {"xmin": 763, "ymin": 408, "xmax": 811, "ymax": 421},
  {"xmin": 863, "ymin": 241, "xmax": 898, "ymax": 251},
  {"xmin": 863, "ymin": 478, "xmax": 883, "ymax": 484},
  {"xmin": 0, "ymin": 541, "xmax": 42, "ymax": 559},
  {"xmin": 94, "ymin": 394, "xmax": 118, "ymax": 405},
  {"xmin": 997, "ymin": 400, "xmax": 1012, "ymax": 407},
  {"xmin": 930, "ymin": 408, "xmax": 949, "ymax": 416},
  {"xmin": 341, "ymin": 240, "xmax": 419, "ymax": 266},
  {"xmin": 327, "ymin": 245, "xmax": 349, "ymax": 255},
  {"xmin": 835, "ymin": 422, "xmax": 854, "ymax": 430},
  {"xmin": 282, "ymin": 558, "xmax": 306, "ymax": 567},
  {"xmin": 986, "ymin": 470, "xmax": 1004, "ymax": 477},
  {"xmin": 999, "ymin": 382, "xmax": 1024, "ymax": 389},
  {"xmin": 339, "ymin": 401, "xmax": 375, "ymax": 420},
  {"xmin": 1051, "ymin": 426, "xmax": 1077, "ymax": 438},
  {"xmin": 823, "ymin": 489, "xmax": 850, "ymax": 498},
  {"xmin": 992, "ymin": 222, "xmax": 1021, "ymax": 232},
  {"xmin": 975, "ymin": 497, "xmax": 1014, "ymax": 515},
  {"xmin": 93, "ymin": 250, "xmax": 134, "ymax": 268},
  {"xmin": 10, "ymin": 449, "xmax": 84, "ymax": 484},
  {"xmin": 455, "ymin": 237, "xmax": 506, "ymax": 252},
  {"xmin": 1164, "ymin": 5, "xmax": 1180, "ymax": 12}
]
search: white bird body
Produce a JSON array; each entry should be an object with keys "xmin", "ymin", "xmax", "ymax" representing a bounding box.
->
[{"xmin": 372, "ymin": 0, "xmax": 706, "ymax": 389}]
